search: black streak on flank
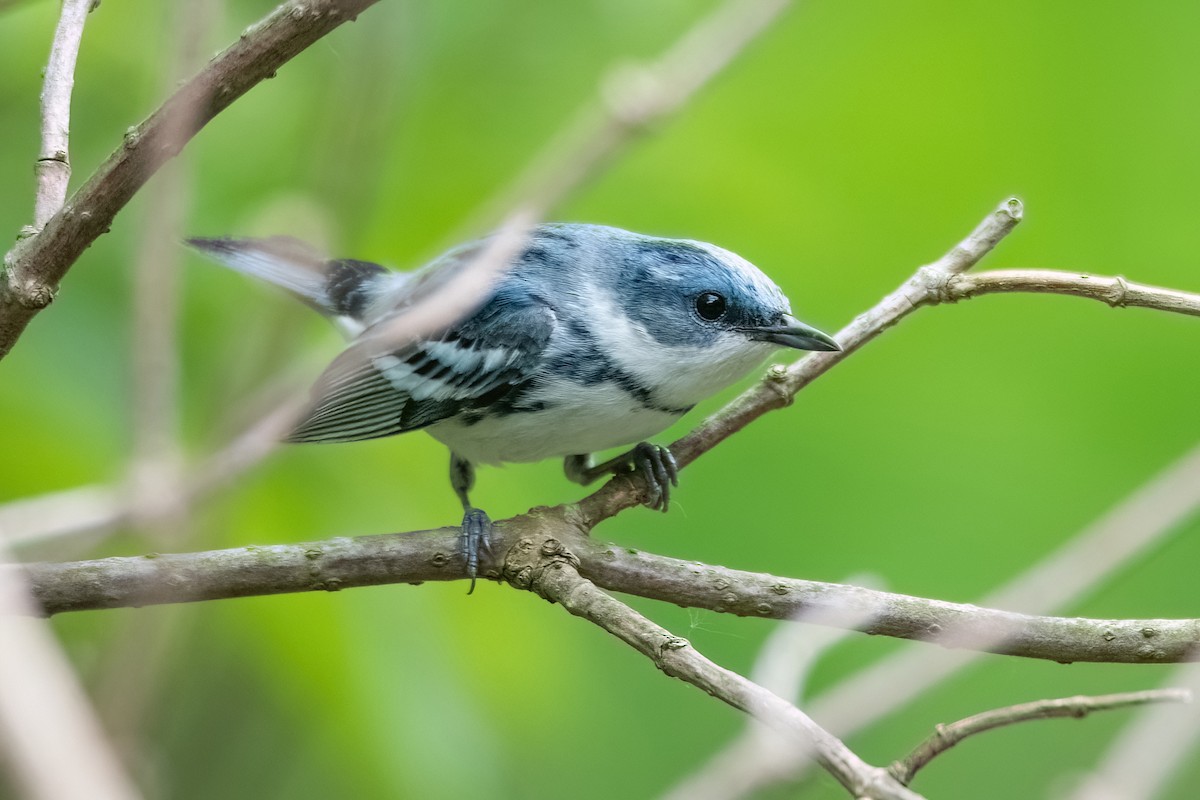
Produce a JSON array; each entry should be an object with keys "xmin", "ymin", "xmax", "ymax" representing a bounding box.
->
[
  {"xmin": 542, "ymin": 320, "xmax": 693, "ymax": 417},
  {"xmin": 326, "ymin": 258, "xmax": 387, "ymax": 319}
]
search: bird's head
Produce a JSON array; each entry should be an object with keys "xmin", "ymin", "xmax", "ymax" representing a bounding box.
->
[
  {"xmin": 537, "ymin": 225, "xmax": 840, "ymax": 408},
  {"xmin": 610, "ymin": 231, "xmax": 839, "ymax": 354}
]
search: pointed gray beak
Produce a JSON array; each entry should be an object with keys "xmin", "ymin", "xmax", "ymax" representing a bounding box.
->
[{"xmin": 745, "ymin": 314, "xmax": 840, "ymax": 352}]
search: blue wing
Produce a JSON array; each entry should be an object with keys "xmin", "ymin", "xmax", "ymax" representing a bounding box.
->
[{"xmin": 288, "ymin": 293, "xmax": 556, "ymax": 443}]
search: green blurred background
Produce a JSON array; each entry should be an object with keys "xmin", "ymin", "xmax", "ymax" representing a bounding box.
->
[{"xmin": 3, "ymin": 1, "xmax": 1200, "ymax": 797}]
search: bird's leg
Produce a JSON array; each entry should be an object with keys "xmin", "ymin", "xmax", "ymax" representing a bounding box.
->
[
  {"xmin": 450, "ymin": 452, "xmax": 491, "ymax": 593},
  {"xmin": 564, "ymin": 442, "xmax": 679, "ymax": 512}
]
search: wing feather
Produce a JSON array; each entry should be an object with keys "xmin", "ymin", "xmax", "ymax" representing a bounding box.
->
[{"xmin": 288, "ymin": 295, "xmax": 556, "ymax": 444}]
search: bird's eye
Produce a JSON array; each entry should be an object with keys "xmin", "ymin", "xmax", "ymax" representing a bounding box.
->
[{"xmin": 694, "ymin": 292, "xmax": 727, "ymax": 321}]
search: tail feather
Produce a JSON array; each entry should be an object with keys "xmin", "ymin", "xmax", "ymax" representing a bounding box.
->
[{"xmin": 188, "ymin": 234, "xmax": 395, "ymax": 326}]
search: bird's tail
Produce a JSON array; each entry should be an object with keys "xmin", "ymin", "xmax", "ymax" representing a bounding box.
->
[{"xmin": 186, "ymin": 236, "xmax": 393, "ymax": 323}]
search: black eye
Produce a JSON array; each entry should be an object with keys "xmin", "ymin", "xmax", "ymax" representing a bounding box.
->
[{"xmin": 694, "ymin": 292, "xmax": 727, "ymax": 321}]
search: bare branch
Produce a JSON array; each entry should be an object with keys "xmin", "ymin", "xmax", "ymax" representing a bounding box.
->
[
  {"xmin": 889, "ymin": 689, "xmax": 1192, "ymax": 786},
  {"xmin": 1070, "ymin": 665, "xmax": 1200, "ymax": 800},
  {"xmin": 511, "ymin": 544, "xmax": 923, "ymax": 800},
  {"xmin": 0, "ymin": 0, "xmax": 381, "ymax": 360},
  {"xmin": 32, "ymin": 0, "xmax": 94, "ymax": 231},
  {"xmin": 940, "ymin": 269, "xmax": 1200, "ymax": 317},
  {"xmin": 13, "ymin": 516, "xmax": 1200, "ymax": 665}
]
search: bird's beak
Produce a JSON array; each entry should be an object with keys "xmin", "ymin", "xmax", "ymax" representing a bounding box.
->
[{"xmin": 746, "ymin": 314, "xmax": 841, "ymax": 351}]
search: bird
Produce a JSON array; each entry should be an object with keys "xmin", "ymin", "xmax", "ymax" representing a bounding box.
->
[{"xmin": 188, "ymin": 223, "xmax": 839, "ymax": 590}]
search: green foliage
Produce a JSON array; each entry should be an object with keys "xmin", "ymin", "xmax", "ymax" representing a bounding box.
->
[{"xmin": 3, "ymin": 1, "xmax": 1199, "ymax": 797}]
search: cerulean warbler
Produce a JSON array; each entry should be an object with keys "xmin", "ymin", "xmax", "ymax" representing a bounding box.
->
[{"xmin": 189, "ymin": 224, "xmax": 839, "ymax": 589}]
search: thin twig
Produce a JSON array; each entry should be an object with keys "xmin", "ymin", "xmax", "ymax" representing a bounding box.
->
[
  {"xmin": 941, "ymin": 269, "xmax": 1200, "ymax": 317},
  {"xmin": 31, "ymin": 0, "xmax": 93, "ymax": 231},
  {"xmin": 0, "ymin": 0, "xmax": 381, "ymax": 360},
  {"xmin": 889, "ymin": 689, "xmax": 1191, "ymax": 786},
  {"xmin": 509, "ymin": 543, "xmax": 923, "ymax": 800},
  {"xmin": 1070, "ymin": 665, "xmax": 1200, "ymax": 800}
]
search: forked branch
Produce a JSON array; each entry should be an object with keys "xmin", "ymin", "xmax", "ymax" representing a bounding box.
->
[{"xmin": 0, "ymin": 0, "xmax": 381, "ymax": 359}]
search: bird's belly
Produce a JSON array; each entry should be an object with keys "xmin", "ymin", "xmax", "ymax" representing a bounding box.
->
[{"xmin": 426, "ymin": 383, "xmax": 683, "ymax": 465}]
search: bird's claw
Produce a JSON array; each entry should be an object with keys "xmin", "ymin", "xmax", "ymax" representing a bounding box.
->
[
  {"xmin": 460, "ymin": 508, "xmax": 492, "ymax": 594},
  {"xmin": 632, "ymin": 442, "xmax": 679, "ymax": 512}
]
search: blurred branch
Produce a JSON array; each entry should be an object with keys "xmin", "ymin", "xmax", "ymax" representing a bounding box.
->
[
  {"xmin": 0, "ymin": 0, "xmax": 38, "ymax": 13},
  {"xmin": 0, "ymin": 484, "xmax": 124, "ymax": 547},
  {"xmin": 31, "ymin": 0, "xmax": 94, "ymax": 231},
  {"xmin": 940, "ymin": 269, "xmax": 1200, "ymax": 317},
  {"xmin": 889, "ymin": 689, "xmax": 1191, "ymax": 786},
  {"xmin": 0, "ymin": 374, "xmax": 310, "ymax": 550},
  {"xmin": 467, "ymin": 0, "xmax": 791, "ymax": 232},
  {"xmin": 0, "ymin": 0, "xmax": 381, "ymax": 360},
  {"xmin": 14, "ymin": 515, "xmax": 1200, "ymax": 664},
  {"xmin": 0, "ymin": 548, "xmax": 140, "ymax": 800},
  {"xmin": 127, "ymin": 0, "xmax": 215, "ymax": 538},
  {"xmin": 1070, "ymin": 665, "xmax": 1200, "ymax": 800},
  {"xmin": 511, "ymin": 543, "xmax": 923, "ymax": 800}
]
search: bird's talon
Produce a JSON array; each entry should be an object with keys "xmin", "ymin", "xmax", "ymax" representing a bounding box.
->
[
  {"xmin": 461, "ymin": 507, "xmax": 492, "ymax": 594},
  {"xmin": 633, "ymin": 442, "xmax": 677, "ymax": 513}
]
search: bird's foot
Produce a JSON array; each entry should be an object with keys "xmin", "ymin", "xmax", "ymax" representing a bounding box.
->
[
  {"xmin": 631, "ymin": 442, "xmax": 679, "ymax": 512},
  {"xmin": 460, "ymin": 507, "xmax": 492, "ymax": 594}
]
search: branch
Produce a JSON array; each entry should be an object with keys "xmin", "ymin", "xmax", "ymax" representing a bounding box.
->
[
  {"xmin": 940, "ymin": 269, "xmax": 1200, "ymax": 317},
  {"xmin": 14, "ymin": 516, "xmax": 1200, "ymax": 664},
  {"xmin": 889, "ymin": 689, "xmax": 1192, "ymax": 786},
  {"xmin": 0, "ymin": 0, "xmax": 381, "ymax": 360},
  {"xmin": 1068, "ymin": 664, "xmax": 1200, "ymax": 800},
  {"xmin": 508, "ymin": 541, "xmax": 923, "ymax": 800},
  {"xmin": 32, "ymin": 0, "xmax": 94, "ymax": 231}
]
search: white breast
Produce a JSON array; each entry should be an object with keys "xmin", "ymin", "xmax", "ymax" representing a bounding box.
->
[{"xmin": 425, "ymin": 378, "xmax": 682, "ymax": 465}]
